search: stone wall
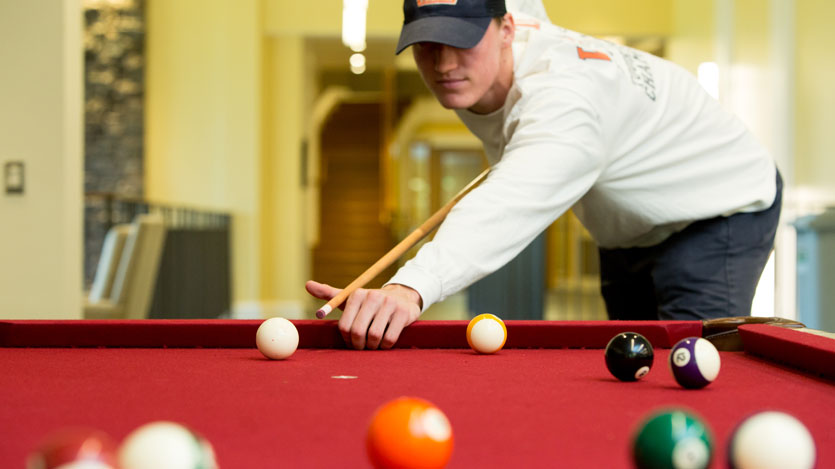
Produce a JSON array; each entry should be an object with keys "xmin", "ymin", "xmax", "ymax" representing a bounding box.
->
[{"xmin": 83, "ymin": 0, "xmax": 145, "ymax": 287}]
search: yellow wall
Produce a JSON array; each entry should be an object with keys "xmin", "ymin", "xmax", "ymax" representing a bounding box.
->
[
  {"xmin": 264, "ymin": 0, "xmax": 401, "ymax": 37},
  {"xmin": 667, "ymin": 1, "xmax": 786, "ymax": 170},
  {"xmin": 264, "ymin": 0, "xmax": 672, "ymax": 37},
  {"xmin": 668, "ymin": 0, "xmax": 834, "ymax": 197},
  {"xmin": 544, "ymin": 0, "xmax": 672, "ymax": 36},
  {"xmin": 0, "ymin": 0, "xmax": 83, "ymax": 319},
  {"xmin": 145, "ymin": 0, "xmax": 263, "ymax": 306},
  {"xmin": 666, "ymin": 1, "xmax": 714, "ymax": 75},
  {"xmin": 796, "ymin": 0, "xmax": 835, "ymax": 192},
  {"xmin": 260, "ymin": 36, "xmax": 311, "ymax": 313},
  {"xmin": 146, "ymin": 0, "xmax": 315, "ymax": 317},
  {"xmin": 725, "ymin": 0, "xmax": 773, "ymax": 154}
]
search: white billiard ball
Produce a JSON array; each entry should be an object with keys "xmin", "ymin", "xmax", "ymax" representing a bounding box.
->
[
  {"xmin": 256, "ymin": 317, "xmax": 299, "ymax": 360},
  {"xmin": 118, "ymin": 421, "xmax": 217, "ymax": 469},
  {"xmin": 728, "ymin": 411, "xmax": 816, "ymax": 469},
  {"xmin": 466, "ymin": 314, "xmax": 507, "ymax": 354}
]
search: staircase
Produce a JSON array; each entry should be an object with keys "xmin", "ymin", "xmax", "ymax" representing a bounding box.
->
[{"xmin": 313, "ymin": 102, "xmax": 396, "ymax": 290}]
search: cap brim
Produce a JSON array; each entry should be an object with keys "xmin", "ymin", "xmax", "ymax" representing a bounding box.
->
[{"xmin": 396, "ymin": 16, "xmax": 492, "ymax": 55}]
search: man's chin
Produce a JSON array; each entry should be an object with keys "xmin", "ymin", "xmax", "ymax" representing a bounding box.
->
[
  {"xmin": 436, "ymin": 96, "xmax": 472, "ymax": 111},
  {"xmin": 440, "ymin": 103, "xmax": 466, "ymax": 110}
]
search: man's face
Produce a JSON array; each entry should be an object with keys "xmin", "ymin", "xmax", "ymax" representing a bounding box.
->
[{"xmin": 411, "ymin": 18, "xmax": 512, "ymax": 114}]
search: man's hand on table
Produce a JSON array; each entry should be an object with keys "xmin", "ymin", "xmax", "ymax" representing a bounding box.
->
[{"xmin": 305, "ymin": 281, "xmax": 423, "ymax": 350}]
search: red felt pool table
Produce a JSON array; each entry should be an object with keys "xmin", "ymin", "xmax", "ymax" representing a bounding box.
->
[{"xmin": 1, "ymin": 319, "xmax": 833, "ymax": 468}]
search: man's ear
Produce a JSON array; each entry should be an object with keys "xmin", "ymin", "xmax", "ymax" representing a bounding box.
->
[{"xmin": 501, "ymin": 13, "xmax": 515, "ymax": 47}]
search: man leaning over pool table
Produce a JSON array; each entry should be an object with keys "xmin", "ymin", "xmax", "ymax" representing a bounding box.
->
[{"xmin": 306, "ymin": 0, "xmax": 781, "ymax": 350}]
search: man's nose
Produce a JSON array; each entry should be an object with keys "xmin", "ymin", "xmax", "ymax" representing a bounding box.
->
[{"xmin": 434, "ymin": 45, "xmax": 457, "ymax": 73}]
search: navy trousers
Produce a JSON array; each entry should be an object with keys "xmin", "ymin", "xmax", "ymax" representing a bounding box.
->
[{"xmin": 598, "ymin": 171, "xmax": 783, "ymax": 321}]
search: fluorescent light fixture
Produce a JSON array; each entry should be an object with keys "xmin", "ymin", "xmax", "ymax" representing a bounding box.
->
[
  {"xmin": 83, "ymin": 0, "xmax": 134, "ymax": 6},
  {"xmin": 698, "ymin": 62, "xmax": 720, "ymax": 100},
  {"xmin": 350, "ymin": 53, "xmax": 366, "ymax": 75},
  {"xmin": 349, "ymin": 53, "xmax": 366, "ymax": 68},
  {"xmin": 342, "ymin": 0, "xmax": 368, "ymax": 53}
]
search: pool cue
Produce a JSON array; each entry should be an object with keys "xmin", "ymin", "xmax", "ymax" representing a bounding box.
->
[{"xmin": 316, "ymin": 167, "xmax": 491, "ymax": 319}]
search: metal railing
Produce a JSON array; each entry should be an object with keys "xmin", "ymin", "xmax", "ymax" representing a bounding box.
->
[{"xmin": 84, "ymin": 193, "xmax": 232, "ymax": 318}]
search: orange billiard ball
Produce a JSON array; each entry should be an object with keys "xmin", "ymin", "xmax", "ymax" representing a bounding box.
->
[{"xmin": 367, "ymin": 397, "xmax": 454, "ymax": 469}]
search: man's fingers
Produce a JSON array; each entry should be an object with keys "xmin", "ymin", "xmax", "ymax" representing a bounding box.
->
[
  {"xmin": 339, "ymin": 289, "xmax": 368, "ymax": 349},
  {"xmin": 306, "ymin": 280, "xmax": 349, "ymax": 311},
  {"xmin": 365, "ymin": 296, "xmax": 397, "ymax": 350},
  {"xmin": 347, "ymin": 290, "xmax": 388, "ymax": 350},
  {"xmin": 305, "ymin": 280, "xmax": 340, "ymax": 300},
  {"xmin": 328, "ymin": 285, "xmax": 422, "ymax": 350},
  {"xmin": 309, "ymin": 280, "xmax": 341, "ymax": 299},
  {"xmin": 381, "ymin": 309, "xmax": 413, "ymax": 350}
]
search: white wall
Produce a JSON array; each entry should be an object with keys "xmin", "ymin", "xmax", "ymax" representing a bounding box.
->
[{"xmin": 0, "ymin": 1, "xmax": 83, "ymax": 319}]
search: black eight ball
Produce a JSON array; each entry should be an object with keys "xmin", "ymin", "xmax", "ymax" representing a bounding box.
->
[{"xmin": 605, "ymin": 332, "xmax": 654, "ymax": 381}]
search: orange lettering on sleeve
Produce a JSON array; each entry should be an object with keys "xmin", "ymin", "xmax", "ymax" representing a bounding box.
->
[{"xmin": 576, "ymin": 46, "xmax": 611, "ymax": 61}]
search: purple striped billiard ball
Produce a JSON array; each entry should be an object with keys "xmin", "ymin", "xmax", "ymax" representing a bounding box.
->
[{"xmin": 669, "ymin": 337, "xmax": 721, "ymax": 389}]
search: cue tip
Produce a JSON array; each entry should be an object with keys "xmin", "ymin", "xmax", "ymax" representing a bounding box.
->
[{"xmin": 316, "ymin": 305, "xmax": 332, "ymax": 319}]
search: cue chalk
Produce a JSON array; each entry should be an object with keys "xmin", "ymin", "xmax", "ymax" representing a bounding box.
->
[{"xmin": 315, "ymin": 168, "xmax": 491, "ymax": 319}]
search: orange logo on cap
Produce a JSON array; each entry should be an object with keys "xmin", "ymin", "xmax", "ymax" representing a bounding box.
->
[{"xmin": 417, "ymin": 0, "xmax": 458, "ymax": 6}]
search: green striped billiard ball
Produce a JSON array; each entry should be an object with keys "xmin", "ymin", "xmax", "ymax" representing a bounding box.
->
[{"xmin": 632, "ymin": 409, "xmax": 713, "ymax": 469}]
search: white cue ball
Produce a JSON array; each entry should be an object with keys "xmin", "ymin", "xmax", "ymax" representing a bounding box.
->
[
  {"xmin": 256, "ymin": 317, "xmax": 299, "ymax": 360},
  {"xmin": 729, "ymin": 411, "xmax": 816, "ymax": 469},
  {"xmin": 118, "ymin": 421, "xmax": 217, "ymax": 469},
  {"xmin": 466, "ymin": 314, "xmax": 507, "ymax": 354}
]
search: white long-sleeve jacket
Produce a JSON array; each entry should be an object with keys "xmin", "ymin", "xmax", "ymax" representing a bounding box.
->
[{"xmin": 387, "ymin": 14, "xmax": 777, "ymax": 312}]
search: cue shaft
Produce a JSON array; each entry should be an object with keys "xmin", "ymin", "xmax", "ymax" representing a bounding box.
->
[{"xmin": 316, "ymin": 168, "xmax": 491, "ymax": 318}]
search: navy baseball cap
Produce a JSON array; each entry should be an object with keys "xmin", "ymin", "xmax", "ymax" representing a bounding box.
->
[{"xmin": 396, "ymin": 0, "xmax": 507, "ymax": 54}]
